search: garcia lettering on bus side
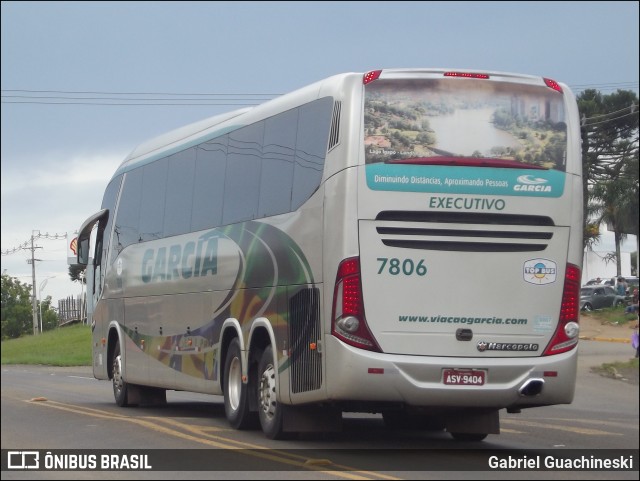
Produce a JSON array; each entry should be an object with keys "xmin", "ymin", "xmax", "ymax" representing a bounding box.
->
[{"xmin": 141, "ymin": 237, "xmax": 218, "ymax": 283}]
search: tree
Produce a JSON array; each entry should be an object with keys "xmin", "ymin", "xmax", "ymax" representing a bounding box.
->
[
  {"xmin": 578, "ymin": 89, "xmax": 639, "ymax": 254},
  {"xmin": 1, "ymin": 274, "xmax": 34, "ymax": 339},
  {"xmin": 68, "ymin": 264, "xmax": 86, "ymax": 284},
  {"xmin": 40, "ymin": 295, "xmax": 58, "ymax": 332},
  {"xmin": 591, "ymin": 177, "xmax": 638, "ymax": 275},
  {"xmin": 1, "ymin": 274, "xmax": 60, "ymax": 339}
]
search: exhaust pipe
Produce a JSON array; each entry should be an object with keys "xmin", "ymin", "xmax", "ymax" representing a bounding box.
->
[{"xmin": 519, "ymin": 378, "xmax": 544, "ymax": 397}]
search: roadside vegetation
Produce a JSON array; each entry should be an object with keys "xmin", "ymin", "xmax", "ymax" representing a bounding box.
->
[
  {"xmin": 0, "ymin": 323, "xmax": 91, "ymax": 366},
  {"xmin": 592, "ymin": 358, "xmax": 639, "ymax": 385},
  {"xmin": 581, "ymin": 307, "xmax": 639, "ymax": 384},
  {"xmin": 580, "ymin": 306, "xmax": 638, "ymax": 326}
]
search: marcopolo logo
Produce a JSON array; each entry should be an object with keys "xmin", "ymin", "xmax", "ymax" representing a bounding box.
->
[
  {"xmin": 477, "ymin": 341, "xmax": 539, "ymax": 352},
  {"xmin": 523, "ymin": 258, "xmax": 557, "ymax": 285}
]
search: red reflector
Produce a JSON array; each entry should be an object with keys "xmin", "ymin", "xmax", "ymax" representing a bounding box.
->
[
  {"xmin": 544, "ymin": 78, "xmax": 563, "ymax": 93},
  {"xmin": 560, "ymin": 264, "xmax": 580, "ymax": 323},
  {"xmin": 543, "ymin": 371, "xmax": 558, "ymax": 377},
  {"xmin": 368, "ymin": 368, "xmax": 384, "ymax": 374},
  {"xmin": 444, "ymin": 71, "xmax": 490, "ymax": 79},
  {"xmin": 363, "ymin": 70, "xmax": 382, "ymax": 84}
]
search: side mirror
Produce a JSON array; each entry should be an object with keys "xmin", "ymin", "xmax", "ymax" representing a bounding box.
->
[
  {"xmin": 77, "ymin": 236, "xmax": 90, "ymax": 266},
  {"xmin": 76, "ymin": 209, "xmax": 109, "ymax": 266}
]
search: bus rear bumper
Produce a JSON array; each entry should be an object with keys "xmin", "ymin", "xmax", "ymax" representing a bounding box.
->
[{"xmin": 323, "ymin": 337, "xmax": 577, "ymax": 409}]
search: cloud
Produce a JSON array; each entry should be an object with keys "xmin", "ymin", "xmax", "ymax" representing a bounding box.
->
[
  {"xmin": 1, "ymin": 150, "xmax": 124, "ymax": 305},
  {"xmin": 1, "ymin": 151, "xmax": 124, "ymax": 195}
]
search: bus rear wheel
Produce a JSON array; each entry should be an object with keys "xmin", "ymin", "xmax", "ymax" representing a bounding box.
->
[
  {"xmin": 258, "ymin": 345, "xmax": 285, "ymax": 439},
  {"xmin": 223, "ymin": 338, "xmax": 257, "ymax": 429}
]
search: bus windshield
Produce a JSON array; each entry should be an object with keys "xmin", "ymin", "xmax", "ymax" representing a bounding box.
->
[{"xmin": 364, "ymin": 78, "xmax": 568, "ymax": 171}]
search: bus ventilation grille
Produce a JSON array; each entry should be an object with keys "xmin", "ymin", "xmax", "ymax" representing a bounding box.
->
[
  {"xmin": 375, "ymin": 211, "xmax": 555, "ymax": 252},
  {"xmin": 289, "ymin": 287, "xmax": 322, "ymax": 393}
]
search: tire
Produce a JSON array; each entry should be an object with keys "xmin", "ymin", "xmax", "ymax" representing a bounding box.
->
[
  {"xmin": 257, "ymin": 345, "xmax": 285, "ymax": 439},
  {"xmin": 450, "ymin": 432, "xmax": 488, "ymax": 442},
  {"xmin": 112, "ymin": 340, "xmax": 130, "ymax": 407},
  {"xmin": 223, "ymin": 338, "xmax": 256, "ymax": 429},
  {"xmin": 582, "ymin": 303, "xmax": 593, "ymax": 312}
]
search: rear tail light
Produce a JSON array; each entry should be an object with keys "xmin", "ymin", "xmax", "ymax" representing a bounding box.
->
[
  {"xmin": 363, "ymin": 70, "xmax": 382, "ymax": 85},
  {"xmin": 331, "ymin": 257, "xmax": 381, "ymax": 352},
  {"xmin": 543, "ymin": 263, "xmax": 580, "ymax": 355},
  {"xmin": 544, "ymin": 78, "xmax": 563, "ymax": 93}
]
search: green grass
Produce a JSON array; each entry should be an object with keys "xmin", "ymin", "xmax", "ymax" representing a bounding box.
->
[
  {"xmin": 580, "ymin": 306, "xmax": 637, "ymax": 326},
  {"xmin": 595, "ymin": 358, "xmax": 639, "ymax": 382},
  {"xmin": 602, "ymin": 358, "xmax": 639, "ymax": 371},
  {"xmin": 0, "ymin": 324, "xmax": 91, "ymax": 366}
]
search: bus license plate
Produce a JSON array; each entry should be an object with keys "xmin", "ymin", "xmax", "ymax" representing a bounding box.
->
[{"xmin": 443, "ymin": 369, "xmax": 486, "ymax": 386}]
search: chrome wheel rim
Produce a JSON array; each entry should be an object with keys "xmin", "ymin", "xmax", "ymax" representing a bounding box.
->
[
  {"xmin": 113, "ymin": 355, "xmax": 123, "ymax": 398},
  {"xmin": 228, "ymin": 356, "xmax": 242, "ymax": 411},
  {"xmin": 259, "ymin": 363, "xmax": 277, "ymax": 420}
]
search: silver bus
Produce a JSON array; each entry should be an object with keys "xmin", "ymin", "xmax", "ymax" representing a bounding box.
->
[{"xmin": 78, "ymin": 68, "xmax": 583, "ymax": 440}]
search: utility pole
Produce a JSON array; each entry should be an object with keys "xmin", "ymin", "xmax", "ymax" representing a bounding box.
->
[{"xmin": 29, "ymin": 231, "xmax": 43, "ymax": 335}]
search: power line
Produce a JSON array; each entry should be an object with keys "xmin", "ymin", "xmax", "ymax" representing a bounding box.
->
[
  {"xmin": 3, "ymin": 95, "xmax": 272, "ymax": 102},
  {"xmin": 581, "ymin": 105, "xmax": 638, "ymax": 126},
  {"xmin": 2, "ymin": 80, "xmax": 637, "ymax": 107},
  {"xmin": 582, "ymin": 104, "xmax": 639, "ymax": 121},
  {"xmin": 570, "ymin": 81, "xmax": 638, "ymax": 89},
  {"xmin": 570, "ymin": 82, "xmax": 639, "ymax": 94},
  {"xmin": 1, "ymin": 89, "xmax": 283, "ymax": 96},
  {"xmin": 0, "ymin": 88, "xmax": 282, "ymax": 107},
  {"xmin": 583, "ymin": 109, "xmax": 639, "ymax": 127},
  {"xmin": 2, "ymin": 232, "xmax": 67, "ymax": 256},
  {"xmin": 1, "ymin": 101, "xmax": 266, "ymax": 106}
]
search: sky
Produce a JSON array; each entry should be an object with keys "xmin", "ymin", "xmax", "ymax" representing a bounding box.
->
[{"xmin": 1, "ymin": 1, "xmax": 639, "ymax": 306}]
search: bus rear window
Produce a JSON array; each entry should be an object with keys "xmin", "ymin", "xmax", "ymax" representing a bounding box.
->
[{"xmin": 364, "ymin": 78, "xmax": 567, "ymax": 171}]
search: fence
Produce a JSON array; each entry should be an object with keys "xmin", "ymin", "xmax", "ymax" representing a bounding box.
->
[{"xmin": 57, "ymin": 294, "xmax": 86, "ymax": 326}]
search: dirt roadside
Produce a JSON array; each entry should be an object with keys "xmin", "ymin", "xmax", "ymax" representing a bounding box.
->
[
  {"xmin": 579, "ymin": 312, "xmax": 639, "ymax": 385},
  {"xmin": 579, "ymin": 312, "xmax": 638, "ymax": 343}
]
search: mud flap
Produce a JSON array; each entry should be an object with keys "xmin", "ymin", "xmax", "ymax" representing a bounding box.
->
[
  {"xmin": 282, "ymin": 405, "xmax": 342, "ymax": 433},
  {"xmin": 445, "ymin": 409, "xmax": 500, "ymax": 434},
  {"xmin": 126, "ymin": 385, "xmax": 167, "ymax": 406}
]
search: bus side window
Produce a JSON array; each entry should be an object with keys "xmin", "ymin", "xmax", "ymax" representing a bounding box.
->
[{"xmin": 292, "ymin": 97, "xmax": 333, "ymax": 209}]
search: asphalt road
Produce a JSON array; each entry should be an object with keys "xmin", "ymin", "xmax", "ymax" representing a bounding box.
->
[{"xmin": 1, "ymin": 339, "xmax": 638, "ymax": 479}]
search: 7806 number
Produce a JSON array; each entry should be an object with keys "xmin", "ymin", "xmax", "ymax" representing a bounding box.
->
[{"xmin": 377, "ymin": 258, "xmax": 427, "ymax": 276}]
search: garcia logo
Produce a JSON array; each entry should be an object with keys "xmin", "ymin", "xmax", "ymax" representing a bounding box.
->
[
  {"xmin": 514, "ymin": 175, "xmax": 551, "ymax": 193},
  {"xmin": 523, "ymin": 258, "xmax": 557, "ymax": 285}
]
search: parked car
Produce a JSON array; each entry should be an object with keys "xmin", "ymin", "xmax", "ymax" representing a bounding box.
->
[
  {"xmin": 585, "ymin": 277, "xmax": 638, "ymax": 296},
  {"xmin": 579, "ymin": 285, "xmax": 626, "ymax": 311},
  {"xmin": 585, "ymin": 278, "xmax": 612, "ymax": 286}
]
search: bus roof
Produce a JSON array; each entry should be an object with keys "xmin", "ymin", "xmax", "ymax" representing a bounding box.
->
[{"xmin": 111, "ymin": 68, "xmax": 572, "ymax": 179}]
